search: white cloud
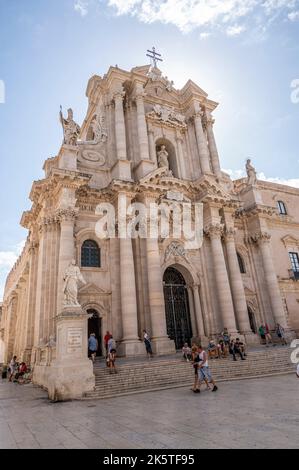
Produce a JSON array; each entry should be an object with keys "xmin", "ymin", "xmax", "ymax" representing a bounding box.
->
[
  {"xmin": 74, "ymin": 0, "xmax": 89, "ymax": 17},
  {"xmin": 0, "ymin": 241, "xmax": 26, "ymax": 301},
  {"xmin": 288, "ymin": 9, "xmax": 299, "ymax": 19},
  {"xmin": 226, "ymin": 24, "xmax": 246, "ymax": 36},
  {"xmin": 106, "ymin": 0, "xmax": 299, "ymax": 36},
  {"xmin": 222, "ymin": 168, "xmax": 299, "ymax": 188}
]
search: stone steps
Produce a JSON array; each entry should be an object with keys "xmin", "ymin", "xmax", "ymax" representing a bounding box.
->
[{"xmin": 84, "ymin": 347, "xmax": 294, "ymax": 400}]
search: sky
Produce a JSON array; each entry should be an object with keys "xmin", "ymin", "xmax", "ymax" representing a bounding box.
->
[{"xmin": 0, "ymin": 0, "xmax": 298, "ymax": 300}]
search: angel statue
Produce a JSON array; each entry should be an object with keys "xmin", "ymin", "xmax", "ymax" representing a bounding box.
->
[
  {"xmin": 59, "ymin": 107, "xmax": 81, "ymax": 146},
  {"xmin": 63, "ymin": 260, "xmax": 86, "ymax": 307},
  {"xmin": 246, "ymin": 159, "xmax": 258, "ymax": 186}
]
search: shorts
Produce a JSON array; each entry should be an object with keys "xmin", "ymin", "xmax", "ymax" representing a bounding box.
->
[
  {"xmin": 88, "ymin": 349, "xmax": 96, "ymax": 357},
  {"xmin": 199, "ymin": 366, "xmax": 212, "ymax": 382}
]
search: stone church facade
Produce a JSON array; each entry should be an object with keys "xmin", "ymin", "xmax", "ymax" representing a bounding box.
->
[{"xmin": 1, "ymin": 63, "xmax": 298, "ymax": 398}]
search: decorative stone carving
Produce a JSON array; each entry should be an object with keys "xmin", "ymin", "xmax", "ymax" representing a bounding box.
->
[
  {"xmin": 246, "ymin": 159, "xmax": 258, "ymax": 186},
  {"xmin": 147, "ymin": 104, "xmax": 186, "ymax": 128},
  {"xmin": 204, "ymin": 223, "xmax": 224, "ymax": 239},
  {"xmin": 63, "ymin": 260, "xmax": 86, "ymax": 307},
  {"xmin": 59, "ymin": 107, "xmax": 81, "ymax": 146},
  {"xmin": 164, "ymin": 241, "xmax": 191, "ymax": 264},
  {"xmin": 57, "ymin": 208, "xmax": 78, "ymax": 223},
  {"xmin": 224, "ymin": 227, "xmax": 237, "ymax": 241},
  {"xmin": 252, "ymin": 231, "xmax": 271, "ymax": 244},
  {"xmin": 81, "ymin": 150, "xmax": 106, "ymax": 165},
  {"xmin": 89, "ymin": 114, "xmax": 108, "ymax": 144}
]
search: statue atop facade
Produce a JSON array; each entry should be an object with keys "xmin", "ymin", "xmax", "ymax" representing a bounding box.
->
[
  {"xmin": 59, "ymin": 107, "xmax": 81, "ymax": 146},
  {"xmin": 63, "ymin": 260, "xmax": 86, "ymax": 307},
  {"xmin": 246, "ymin": 159, "xmax": 258, "ymax": 186}
]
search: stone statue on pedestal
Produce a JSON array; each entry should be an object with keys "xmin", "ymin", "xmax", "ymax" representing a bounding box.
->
[
  {"xmin": 246, "ymin": 159, "xmax": 258, "ymax": 186},
  {"xmin": 60, "ymin": 107, "xmax": 81, "ymax": 146},
  {"xmin": 157, "ymin": 145, "xmax": 173, "ymax": 177},
  {"xmin": 63, "ymin": 260, "xmax": 86, "ymax": 307}
]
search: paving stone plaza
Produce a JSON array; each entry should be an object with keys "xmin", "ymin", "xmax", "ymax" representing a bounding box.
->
[{"xmin": 0, "ymin": 374, "xmax": 298, "ymax": 449}]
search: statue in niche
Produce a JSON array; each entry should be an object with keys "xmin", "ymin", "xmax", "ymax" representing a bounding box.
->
[
  {"xmin": 90, "ymin": 114, "xmax": 108, "ymax": 144},
  {"xmin": 157, "ymin": 145, "xmax": 173, "ymax": 177},
  {"xmin": 246, "ymin": 159, "xmax": 258, "ymax": 186},
  {"xmin": 59, "ymin": 107, "xmax": 81, "ymax": 146},
  {"xmin": 63, "ymin": 260, "xmax": 86, "ymax": 307}
]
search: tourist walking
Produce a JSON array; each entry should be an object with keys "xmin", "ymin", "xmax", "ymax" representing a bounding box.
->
[
  {"xmin": 104, "ymin": 331, "xmax": 112, "ymax": 357},
  {"xmin": 197, "ymin": 345, "xmax": 218, "ymax": 392},
  {"xmin": 259, "ymin": 325, "xmax": 266, "ymax": 344},
  {"xmin": 88, "ymin": 333, "xmax": 98, "ymax": 362},
  {"xmin": 143, "ymin": 330, "xmax": 153, "ymax": 359},
  {"xmin": 276, "ymin": 323, "xmax": 287, "ymax": 345},
  {"xmin": 8, "ymin": 356, "xmax": 18, "ymax": 382},
  {"xmin": 191, "ymin": 344, "xmax": 200, "ymax": 393},
  {"xmin": 107, "ymin": 335, "xmax": 117, "ymax": 374}
]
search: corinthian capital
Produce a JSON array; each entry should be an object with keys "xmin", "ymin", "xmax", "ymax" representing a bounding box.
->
[
  {"xmin": 252, "ymin": 231, "xmax": 271, "ymax": 244},
  {"xmin": 204, "ymin": 223, "xmax": 224, "ymax": 240},
  {"xmin": 112, "ymin": 90, "xmax": 126, "ymax": 102},
  {"xmin": 224, "ymin": 227, "xmax": 237, "ymax": 242},
  {"xmin": 56, "ymin": 208, "xmax": 78, "ymax": 223}
]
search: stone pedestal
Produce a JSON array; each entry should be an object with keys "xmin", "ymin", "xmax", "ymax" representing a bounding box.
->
[
  {"xmin": 240, "ymin": 185, "xmax": 263, "ymax": 208},
  {"xmin": 111, "ymin": 159, "xmax": 132, "ymax": 181},
  {"xmin": 134, "ymin": 159, "xmax": 156, "ymax": 180},
  {"xmin": 117, "ymin": 340, "xmax": 145, "ymax": 357},
  {"xmin": 46, "ymin": 306, "xmax": 95, "ymax": 401},
  {"xmin": 58, "ymin": 145, "xmax": 78, "ymax": 171}
]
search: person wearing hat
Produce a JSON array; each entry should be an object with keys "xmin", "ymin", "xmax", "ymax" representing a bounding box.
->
[{"xmin": 88, "ymin": 333, "xmax": 98, "ymax": 363}]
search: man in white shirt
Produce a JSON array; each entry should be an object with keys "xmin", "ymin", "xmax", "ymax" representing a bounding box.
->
[{"xmin": 197, "ymin": 346, "xmax": 218, "ymax": 392}]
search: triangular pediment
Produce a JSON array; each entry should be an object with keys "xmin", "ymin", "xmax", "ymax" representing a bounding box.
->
[
  {"xmin": 181, "ymin": 79, "xmax": 208, "ymax": 98},
  {"xmin": 79, "ymin": 283, "xmax": 111, "ymax": 296},
  {"xmin": 281, "ymin": 235, "xmax": 299, "ymax": 246}
]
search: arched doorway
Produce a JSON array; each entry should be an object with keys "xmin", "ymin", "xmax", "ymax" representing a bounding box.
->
[
  {"xmin": 163, "ymin": 267, "xmax": 193, "ymax": 349},
  {"xmin": 247, "ymin": 307, "xmax": 257, "ymax": 334},
  {"xmin": 87, "ymin": 309, "xmax": 102, "ymax": 357}
]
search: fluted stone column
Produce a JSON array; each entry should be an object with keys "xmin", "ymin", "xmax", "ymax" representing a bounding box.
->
[
  {"xmin": 206, "ymin": 112, "xmax": 221, "ymax": 176},
  {"xmin": 120, "ymin": 236, "xmax": 139, "ymax": 342},
  {"xmin": 206, "ymin": 224, "xmax": 238, "ymax": 333},
  {"xmin": 22, "ymin": 242, "xmax": 39, "ymax": 363},
  {"xmin": 176, "ymin": 134, "xmax": 186, "ymax": 179},
  {"xmin": 192, "ymin": 284, "xmax": 206, "ymax": 338},
  {"xmin": 148, "ymin": 129, "xmax": 157, "ymax": 163},
  {"xmin": 56, "ymin": 209, "xmax": 77, "ymax": 314},
  {"xmin": 187, "ymin": 285, "xmax": 197, "ymax": 337},
  {"xmin": 114, "ymin": 91, "xmax": 127, "ymax": 161},
  {"xmin": 193, "ymin": 109, "xmax": 211, "ymax": 174},
  {"xmin": 256, "ymin": 232, "xmax": 288, "ymax": 328},
  {"xmin": 135, "ymin": 90, "xmax": 150, "ymax": 161},
  {"xmin": 224, "ymin": 228, "xmax": 252, "ymax": 335},
  {"xmin": 145, "ymin": 197, "xmax": 176, "ymax": 355}
]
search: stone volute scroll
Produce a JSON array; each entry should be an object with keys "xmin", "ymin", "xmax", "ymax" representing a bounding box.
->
[
  {"xmin": 59, "ymin": 107, "xmax": 81, "ymax": 146},
  {"xmin": 63, "ymin": 260, "xmax": 86, "ymax": 307},
  {"xmin": 246, "ymin": 159, "xmax": 258, "ymax": 186}
]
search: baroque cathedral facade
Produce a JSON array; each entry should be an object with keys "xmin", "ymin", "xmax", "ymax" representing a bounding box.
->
[{"xmin": 1, "ymin": 62, "xmax": 298, "ymax": 398}]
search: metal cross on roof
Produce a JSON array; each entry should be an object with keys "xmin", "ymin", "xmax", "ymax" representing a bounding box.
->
[{"xmin": 146, "ymin": 46, "xmax": 163, "ymax": 68}]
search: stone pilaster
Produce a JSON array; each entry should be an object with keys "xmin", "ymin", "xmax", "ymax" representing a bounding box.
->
[
  {"xmin": 114, "ymin": 90, "xmax": 127, "ymax": 161},
  {"xmin": 148, "ymin": 128, "xmax": 157, "ymax": 164},
  {"xmin": 254, "ymin": 231, "xmax": 288, "ymax": 328},
  {"xmin": 193, "ymin": 107, "xmax": 211, "ymax": 174},
  {"xmin": 205, "ymin": 223, "xmax": 238, "ymax": 333},
  {"xmin": 22, "ymin": 241, "xmax": 39, "ymax": 363},
  {"xmin": 192, "ymin": 284, "xmax": 207, "ymax": 339},
  {"xmin": 224, "ymin": 228, "xmax": 255, "ymax": 339},
  {"xmin": 144, "ymin": 196, "xmax": 176, "ymax": 355},
  {"xmin": 176, "ymin": 133, "xmax": 186, "ymax": 179},
  {"xmin": 205, "ymin": 112, "xmax": 221, "ymax": 176}
]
